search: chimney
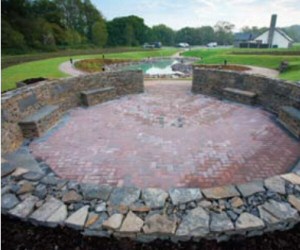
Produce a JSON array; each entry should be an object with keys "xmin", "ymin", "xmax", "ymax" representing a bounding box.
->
[{"xmin": 267, "ymin": 14, "xmax": 277, "ymax": 48}]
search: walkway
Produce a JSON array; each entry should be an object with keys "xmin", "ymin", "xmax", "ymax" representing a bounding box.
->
[
  {"xmin": 59, "ymin": 60, "xmax": 87, "ymax": 77},
  {"xmin": 30, "ymin": 80, "xmax": 299, "ymax": 189},
  {"xmin": 59, "ymin": 54, "xmax": 279, "ymax": 79}
]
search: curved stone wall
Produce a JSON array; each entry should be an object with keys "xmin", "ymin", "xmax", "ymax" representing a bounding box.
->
[
  {"xmin": 192, "ymin": 67, "xmax": 300, "ymax": 113},
  {"xmin": 1, "ymin": 70, "xmax": 300, "ymax": 243},
  {"xmin": 1, "ymin": 70, "xmax": 144, "ymax": 153}
]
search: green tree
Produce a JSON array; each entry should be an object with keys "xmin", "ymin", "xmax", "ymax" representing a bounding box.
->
[
  {"xmin": 151, "ymin": 24, "xmax": 175, "ymax": 45},
  {"xmin": 1, "ymin": 19, "xmax": 26, "ymax": 51},
  {"xmin": 92, "ymin": 21, "xmax": 108, "ymax": 47},
  {"xmin": 214, "ymin": 21, "xmax": 235, "ymax": 45}
]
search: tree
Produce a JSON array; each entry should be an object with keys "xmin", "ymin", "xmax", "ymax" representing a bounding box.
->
[
  {"xmin": 1, "ymin": 19, "xmax": 26, "ymax": 51},
  {"xmin": 151, "ymin": 24, "xmax": 175, "ymax": 45},
  {"xmin": 92, "ymin": 21, "xmax": 108, "ymax": 47},
  {"xmin": 214, "ymin": 21, "xmax": 235, "ymax": 45},
  {"xmin": 107, "ymin": 15, "xmax": 149, "ymax": 46}
]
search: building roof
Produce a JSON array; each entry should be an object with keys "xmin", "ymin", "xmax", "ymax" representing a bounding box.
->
[
  {"xmin": 255, "ymin": 28, "xmax": 294, "ymax": 42},
  {"xmin": 275, "ymin": 28, "xmax": 294, "ymax": 42},
  {"xmin": 234, "ymin": 33, "xmax": 255, "ymax": 41}
]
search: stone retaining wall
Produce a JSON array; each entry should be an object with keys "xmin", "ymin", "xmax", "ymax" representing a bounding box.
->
[
  {"xmin": 192, "ymin": 67, "xmax": 300, "ymax": 113},
  {"xmin": 1, "ymin": 70, "xmax": 143, "ymax": 153},
  {"xmin": 2, "ymin": 161, "xmax": 300, "ymax": 243}
]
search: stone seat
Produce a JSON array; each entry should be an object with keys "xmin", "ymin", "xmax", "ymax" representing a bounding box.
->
[
  {"xmin": 278, "ymin": 106, "xmax": 300, "ymax": 138},
  {"xmin": 18, "ymin": 105, "xmax": 61, "ymax": 139},
  {"xmin": 223, "ymin": 87, "xmax": 257, "ymax": 105},
  {"xmin": 81, "ymin": 87, "xmax": 116, "ymax": 107}
]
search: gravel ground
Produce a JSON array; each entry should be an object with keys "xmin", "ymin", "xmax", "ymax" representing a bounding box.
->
[{"xmin": 2, "ymin": 216, "xmax": 300, "ymax": 250}]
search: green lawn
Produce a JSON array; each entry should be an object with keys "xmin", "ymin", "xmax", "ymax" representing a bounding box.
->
[
  {"xmin": 184, "ymin": 46, "xmax": 300, "ymax": 81},
  {"xmin": 1, "ymin": 48, "xmax": 179, "ymax": 91}
]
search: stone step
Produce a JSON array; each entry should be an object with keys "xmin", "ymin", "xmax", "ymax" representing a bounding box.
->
[
  {"xmin": 223, "ymin": 87, "xmax": 257, "ymax": 105},
  {"xmin": 18, "ymin": 105, "xmax": 61, "ymax": 138},
  {"xmin": 278, "ymin": 106, "xmax": 300, "ymax": 138},
  {"xmin": 81, "ymin": 87, "xmax": 116, "ymax": 107}
]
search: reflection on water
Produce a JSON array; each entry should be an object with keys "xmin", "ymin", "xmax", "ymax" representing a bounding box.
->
[{"xmin": 121, "ymin": 59, "xmax": 179, "ymax": 75}]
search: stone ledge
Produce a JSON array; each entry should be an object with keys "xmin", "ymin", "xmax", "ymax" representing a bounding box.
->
[
  {"xmin": 81, "ymin": 87, "xmax": 117, "ymax": 107},
  {"xmin": 2, "ymin": 166, "xmax": 300, "ymax": 243},
  {"xmin": 18, "ymin": 105, "xmax": 61, "ymax": 139}
]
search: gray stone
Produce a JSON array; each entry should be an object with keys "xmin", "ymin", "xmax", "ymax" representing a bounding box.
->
[
  {"xmin": 176, "ymin": 207, "xmax": 210, "ymax": 237},
  {"xmin": 210, "ymin": 212, "xmax": 234, "ymax": 232},
  {"xmin": 130, "ymin": 201, "xmax": 150, "ymax": 212},
  {"xmin": 227, "ymin": 210, "xmax": 238, "ymax": 221},
  {"xmin": 68, "ymin": 181, "xmax": 79, "ymax": 191},
  {"xmin": 169, "ymin": 188, "xmax": 202, "ymax": 205},
  {"xmin": 81, "ymin": 183, "xmax": 113, "ymax": 201},
  {"xmin": 65, "ymin": 205, "xmax": 89, "ymax": 230},
  {"xmin": 198, "ymin": 200, "xmax": 212, "ymax": 208},
  {"xmin": 41, "ymin": 176, "xmax": 59, "ymax": 185},
  {"xmin": 4, "ymin": 148, "xmax": 42, "ymax": 173},
  {"xmin": 1, "ymin": 185, "xmax": 11, "ymax": 195},
  {"xmin": 235, "ymin": 212, "xmax": 265, "ymax": 230},
  {"xmin": 9, "ymin": 195, "xmax": 39, "ymax": 219},
  {"xmin": 33, "ymin": 184, "xmax": 47, "ymax": 199},
  {"xmin": 30, "ymin": 197, "xmax": 64, "ymax": 223},
  {"xmin": 89, "ymin": 213, "xmax": 109, "ymax": 230},
  {"xmin": 258, "ymin": 200, "xmax": 299, "ymax": 225},
  {"xmin": 120, "ymin": 211, "xmax": 144, "ymax": 233},
  {"xmin": 202, "ymin": 185, "xmax": 240, "ymax": 199},
  {"xmin": 281, "ymin": 173, "xmax": 300, "ymax": 185},
  {"xmin": 95, "ymin": 202, "xmax": 107, "ymax": 212},
  {"xmin": 264, "ymin": 176, "xmax": 286, "ymax": 195},
  {"xmin": 142, "ymin": 188, "xmax": 168, "ymax": 208},
  {"xmin": 1, "ymin": 193, "xmax": 19, "ymax": 210},
  {"xmin": 62, "ymin": 190, "xmax": 83, "ymax": 203},
  {"xmin": 109, "ymin": 187, "xmax": 140, "ymax": 206},
  {"xmin": 1, "ymin": 162, "xmax": 16, "ymax": 177},
  {"xmin": 18, "ymin": 93, "xmax": 37, "ymax": 111},
  {"xmin": 288, "ymin": 195, "xmax": 300, "ymax": 211},
  {"xmin": 237, "ymin": 181, "xmax": 265, "ymax": 197},
  {"xmin": 23, "ymin": 171, "xmax": 45, "ymax": 181},
  {"xmin": 46, "ymin": 204, "xmax": 68, "ymax": 227},
  {"xmin": 143, "ymin": 214, "xmax": 177, "ymax": 235},
  {"xmin": 102, "ymin": 213, "xmax": 124, "ymax": 230}
]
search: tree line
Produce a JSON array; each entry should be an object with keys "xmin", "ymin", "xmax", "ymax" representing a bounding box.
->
[{"xmin": 2, "ymin": 0, "xmax": 299, "ymax": 54}]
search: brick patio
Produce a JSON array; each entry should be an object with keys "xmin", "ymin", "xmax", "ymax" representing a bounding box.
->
[{"xmin": 30, "ymin": 80, "xmax": 300, "ymax": 189}]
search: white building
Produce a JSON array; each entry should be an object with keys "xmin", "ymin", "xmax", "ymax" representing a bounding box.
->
[{"xmin": 255, "ymin": 28, "xmax": 294, "ymax": 48}]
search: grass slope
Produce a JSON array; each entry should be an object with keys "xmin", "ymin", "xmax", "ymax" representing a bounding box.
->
[
  {"xmin": 184, "ymin": 46, "xmax": 300, "ymax": 81},
  {"xmin": 1, "ymin": 48, "xmax": 178, "ymax": 91}
]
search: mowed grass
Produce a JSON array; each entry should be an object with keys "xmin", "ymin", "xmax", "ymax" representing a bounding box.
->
[
  {"xmin": 1, "ymin": 48, "xmax": 179, "ymax": 91},
  {"xmin": 184, "ymin": 46, "xmax": 300, "ymax": 81}
]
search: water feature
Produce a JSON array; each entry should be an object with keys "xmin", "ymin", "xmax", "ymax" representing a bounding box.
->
[{"xmin": 121, "ymin": 59, "xmax": 180, "ymax": 75}]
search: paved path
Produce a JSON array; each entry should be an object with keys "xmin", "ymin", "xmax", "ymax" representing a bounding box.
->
[
  {"xmin": 30, "ymin": 80, "xmax": 299, "ymax": 189},
  {"xmin": 59, "ymin": 55, "xmax": 279, "ymax": 79},
  {"xmin": 59, "ymin": 60, "xmax": 87, "ymax": 77},
  {"xmin": 244, "ymin": 65, "xmax": 279, "ymax": 78}
]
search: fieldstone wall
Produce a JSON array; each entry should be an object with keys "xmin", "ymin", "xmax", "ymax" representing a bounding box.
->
[
  {"xmin": 1, "ymin": 70, "xmax": 144, "ymax": 153},
  {"xmin": 2, "ymin": 160, "xmax": 300, "ymax": 243},
  {"xmin": 192, "ymin": 68, "xmax": 300, "ymax": 113}
]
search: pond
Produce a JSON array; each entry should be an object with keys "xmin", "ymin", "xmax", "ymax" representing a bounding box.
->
[{"xmin": 120, "ymin": 59, "xmax": 179, "ymax": 75}]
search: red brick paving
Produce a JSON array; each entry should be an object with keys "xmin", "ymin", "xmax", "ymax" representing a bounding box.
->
[{"xmin": 30, "ymin": 80, "xmax": 300, "ymax": 189}]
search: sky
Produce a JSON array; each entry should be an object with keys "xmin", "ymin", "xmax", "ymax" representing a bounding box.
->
[{"xmin": 93, "ymin": 0, "xmax": 300, "ymax": 31}]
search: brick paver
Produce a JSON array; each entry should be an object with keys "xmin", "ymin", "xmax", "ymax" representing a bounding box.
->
[{"xmin": 30, "ymin": 80, "xmax": 300, "ymax": 189}]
